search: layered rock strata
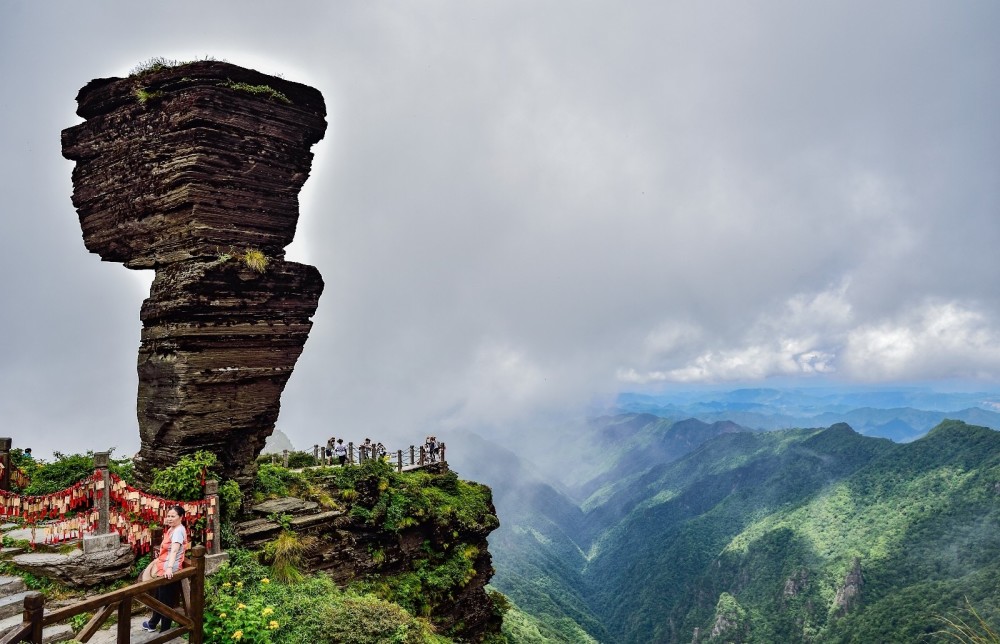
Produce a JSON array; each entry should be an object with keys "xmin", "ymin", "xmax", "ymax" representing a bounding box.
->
[{"xmin": 61, "ymin": 61, "xmax": 326, "ymax": 484}]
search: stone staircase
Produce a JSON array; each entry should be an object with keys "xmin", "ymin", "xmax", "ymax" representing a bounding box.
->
[
  {"xmin": 236, "ymin": 496, "xmax": 343, "ymax": 548},
  {"xmin": 0, "ymin": 574, "xmax": 190, "ymax": 644},
  {"xmin": 0, "ymin": 575, "xmax": 74, "ymax": 643}
]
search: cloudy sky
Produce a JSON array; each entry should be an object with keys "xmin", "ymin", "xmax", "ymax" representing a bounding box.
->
[{"xmin": 2, "ymin": 2, "xmax": 998, "ymax": 459}]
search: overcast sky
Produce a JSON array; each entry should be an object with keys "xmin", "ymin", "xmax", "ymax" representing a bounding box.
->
[{"xmin": 2, "ymin": 2, "xmax": 998, "ymax": 459}]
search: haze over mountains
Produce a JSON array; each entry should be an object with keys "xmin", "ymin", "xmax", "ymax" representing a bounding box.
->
[
  {"xmin": 614, "ymin": 387, "xmax": 1000, "ymax": 442},
  {"xmin": 449, "ymin": 387, "xmax": 1000, "ymax": 642}
]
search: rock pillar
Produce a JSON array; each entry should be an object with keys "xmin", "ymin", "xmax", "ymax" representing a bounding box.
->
[{"xmin": 61, "ymin": 61, "xmax": 327, "ymax": 485}]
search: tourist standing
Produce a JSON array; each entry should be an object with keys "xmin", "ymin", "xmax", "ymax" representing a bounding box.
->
[
  {"xmin": 140, "ymin": 505, "xmax": 188, "ymax": 633},
  {"xmin": 334, "ymin": 439, "xmax": 348, "ymax": 466}
]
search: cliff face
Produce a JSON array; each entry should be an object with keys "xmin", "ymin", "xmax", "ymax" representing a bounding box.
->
[
  {"xmin": 61, "ymin": 61, "xmax": 326, "ymax": 485},
  {"xmin": 238, "ymin": 463, "xmax": 503, "ymax": 643}
]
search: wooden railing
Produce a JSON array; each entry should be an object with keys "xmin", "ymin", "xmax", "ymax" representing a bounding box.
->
[{"xmin": 0, "ymin": 546, "xmax": 206, "ymax": 644}]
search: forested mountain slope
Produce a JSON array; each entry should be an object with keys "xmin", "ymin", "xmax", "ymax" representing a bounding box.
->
[
  {"xmin": 586, "ymin": 420, "xmax": 1000, "ymax": 642},
  {"xmin": 457, "ymin": 418, "xmax": 1000, "ymax": 643},
  {"xmin": 452, "ymin": 432, "xmax": 607, "ymax": 642}
]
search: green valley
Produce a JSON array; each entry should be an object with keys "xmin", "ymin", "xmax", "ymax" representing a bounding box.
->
[{"xmin": 457, "ymin": 416, "xmax": 1000, "ymax": 643}]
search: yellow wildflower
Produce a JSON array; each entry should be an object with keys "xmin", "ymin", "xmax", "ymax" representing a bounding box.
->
[
  {"xmin": 232, "ymin": 630, "xmax": 243, "ymax": 641},
  {"xmin": 237, "ymin": 603, "xmax": 246, "ymax": 611},
  {"xmin": 262, "ymin": 607, "xmax": 274, "ymax": 617},
  {"xmin": 222, "ymin": 582, "xmax": 231, "ymax": 588},
  {"xmin": 235, "ymin": 581, "xmax": 243, "ymax": 588},
  {"xmin": 219, "ymin": 613, "xmax": 227, "ymax": 619},
  {"xmin": 261, "ymin": 578, "xmax": 270, "ymax": 584},
  {"xmin": 269, "ymin": 620, "xmax": 280, "ymax": 630}
]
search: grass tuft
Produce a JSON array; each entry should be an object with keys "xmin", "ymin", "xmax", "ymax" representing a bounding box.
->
[
  {"xmin": 133, "ymin": 87, "xmax": 164, "ymax": 104},
  {"xmin": 219, "ymin": 79, "xmax": 291, "ymax": 104},
  {"xmin": 241, "ymin": 248, "xmax": 269, "ymax": 273},
  {"xmin": 263, "ymin": 530, "xmax": 316, "ymax": 584},
  {"xmin": 934, "ymin": 599, "xmax": 1000, "ymax": 643}
]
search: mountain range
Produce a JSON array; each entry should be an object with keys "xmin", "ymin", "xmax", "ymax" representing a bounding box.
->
[
  {"xmin": 449, "ymin": 387, "xmax": 1000, "ymax": 642},
  {"xmin": 613, "ymin": 388, "xmax": 1000, "ymax": 442}
]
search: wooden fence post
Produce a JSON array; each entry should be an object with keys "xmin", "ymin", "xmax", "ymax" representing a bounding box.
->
[
  {"xmin": 117, "ymin": 590, "xmax": 132, "ymax": 642},
  {"xmin": 282, "ymin": 450, "xmax": 289, "ymax": 468},
  {"xmin": 203, "ymin": 480, "xmax": 222, "ymax": 556},
  {"xmin": 419, "ymin": 446, "xmax": 426, "ymax": 466},
  {"xmin": 94, "ymin": 451, "xmax": 111, "ymax": 535},
  {"xmin": 439, "ymin": 443, "xmax": 446, "ymax": 463},
  {"xmin": 348, "ymin": 442, "xmax": 355, "ymax": 465},
  {"xmin": 396, "ymin": 450, "xmax": 403, "ymax": 472},
  {"xmin": 409, "ymin": 445, "xmax": 415, "ymax": 468},
  {"xmin": 313, "ymin": 444, "xmax": 319, "ymax": 464},
  {"xmin": 24, "ymin": 591, "xmax": 44, "ymax": 643},
  {"xmin": 0, "ymin": 437, "xmax": 11, "ymax": 492},
  {"xmin": 189, "ymin": 546, "xmax": 207, "ymax": 644}
]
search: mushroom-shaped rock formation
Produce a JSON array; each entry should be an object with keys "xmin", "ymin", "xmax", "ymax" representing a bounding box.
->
[{"xmin": 61, "ymin": 61, "xmax": 326, "ymax": 485}]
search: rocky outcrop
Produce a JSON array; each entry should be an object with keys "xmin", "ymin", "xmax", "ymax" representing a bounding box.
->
[
  {"xmin": 237, "ymin": 465, "xmax": 502, "ymax": 642},
  {"xmin": 61, "ymin": 61, "xmax": 326, "ymax": 485},
  {"xmin": 833, "ymin": 557, "xmax": 863, "ymax": 617},
  {"xmin": 702, "ymin": 592, "xmax": 748, "ymax": 643},
  {"xmin": 12, "ymin": 546, "xmax": 134, "ymax": 587},
  {"xmin": 782, "ymin": 568, "xmax": 809, "ymax": 602}
]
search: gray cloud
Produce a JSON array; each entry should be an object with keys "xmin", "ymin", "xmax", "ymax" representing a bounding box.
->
[{"xmin": 2, "ymin": 1, "xmax": 999, "ymax": 459}]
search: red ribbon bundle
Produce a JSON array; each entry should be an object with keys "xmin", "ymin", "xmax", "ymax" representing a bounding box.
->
[{"xmin": 1, "ymin": 469, "xmax": 214, "ymax": 552}]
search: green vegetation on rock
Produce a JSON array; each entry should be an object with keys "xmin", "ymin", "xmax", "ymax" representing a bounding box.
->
[{"xmin": 218, "ymin": 80, "xmax": 291, "ymax": 104}]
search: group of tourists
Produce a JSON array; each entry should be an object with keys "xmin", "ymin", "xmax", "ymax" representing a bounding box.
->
[
  {"xmin": 358, "ymin": 437, "xmax": 387, "ymax": 461},
  {"xmin": 424, "ymin": 436, "xmax": 441, "ymax": 463},
  {"xmin": 322, "ymin": 436, "xmax": 350, "ymax": 465},
  {"xmin": 318, "ymin": 436, "xmax": 444, "ymax": 466}
]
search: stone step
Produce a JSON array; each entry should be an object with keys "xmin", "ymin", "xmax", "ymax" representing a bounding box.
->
[
  {"xmin": 235, "ymin": 517, "xmax": 280, "ymax": 539},
  {"xmin": 0, "ymin": 576, "xmax": 26, "ymax": 598},
  {"xmin": 250, "ymin": 496, "xmax": 320, "ymax": 516},
  {"xmin": 289, "ymin": 509, "xmax": 342, "ymax": 529},
  {"xmin": 0, "ymin": 612, "xmax": 23, "ymax": 634},
  {"xmin": 0, "ymin": 610, "xmax": 76, "ymax": 643},
  {"xmin": 0, "ymin": 547, "xmax": 25, "ymax": 559},
  {"xmin": 3, "ymin": 528, "xmax": 35, "ymax": 542},
  {"xmin": 0, "ymin": 591, "xmax": 34, "ymax": 620},
  {"xmin": 237, "ymin": 506, "xmax": 344, "ymax": 546},
  {"xmin": 42, "ymin": 622, "xmax": 75, "ymax": 643},
  {"xmin": 86, "ymin": 614, "xmax": 187, "ymax": 643}
]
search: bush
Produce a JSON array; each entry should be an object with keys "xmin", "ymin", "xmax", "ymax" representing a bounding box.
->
[
  {"xmin": 150, "ymin": 451, "xmax": 217, "ymax": 501},
  {"xmin": 205, "ymin": 550, "xmax": 445, "ymax": 644},
  {"xmin": 357, "ymin": 544, "xmax": 480, "ymax": 618},
  {"xmin": 19, "ymin": 451, "xmax": 134, "ymax": 496},
  {"xmin": 218, "ymin": 479, "xmax": 243, "ymax": 523},
  {"xmin": 254, "ymin": 464, "xmax": 311, "ymax": 500},
  {"xmin": 319, "ymin": 593, "xmax": 439, "ymax": 644},
  {"xmin": 284, "ymin": 451, "xmax": 317, "ymax": 469}
]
